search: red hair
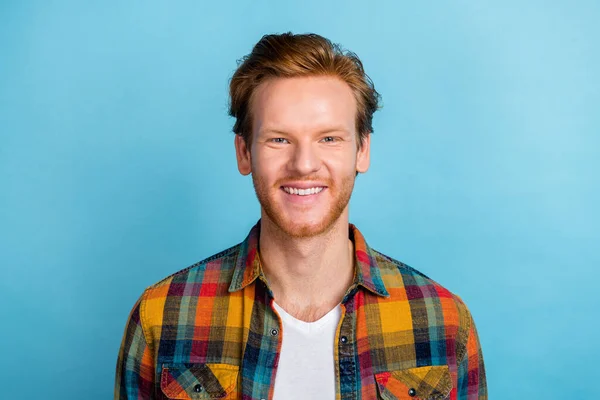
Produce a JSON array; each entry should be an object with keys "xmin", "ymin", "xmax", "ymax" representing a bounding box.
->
[{"xmin": 229, "ymin": 33, "xmax": 381, "ymax": 148}]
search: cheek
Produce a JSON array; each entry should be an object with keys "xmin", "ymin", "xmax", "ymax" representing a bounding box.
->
[
  {"xmin": 254, "ymin": 149, "xmax": 289, "ymax": 171},
  {"xmin": 252, "ymin": 157, "xmax": 282, "ymax": 184},
  {"xmin": 326, "ymin": 153, "xmax": 357, "ymax": 175}
]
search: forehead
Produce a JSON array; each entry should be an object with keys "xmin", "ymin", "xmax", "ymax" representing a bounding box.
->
[{"xmin": 251, "ymin": 76, "xmax": 357, "ymax": 135}]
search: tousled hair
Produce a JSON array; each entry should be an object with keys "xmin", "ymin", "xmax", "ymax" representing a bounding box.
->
[{"xmin": 228, "ymin": 33, "xmax": 381, "ymax": 148}]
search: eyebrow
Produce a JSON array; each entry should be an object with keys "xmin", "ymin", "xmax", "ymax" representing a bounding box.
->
[{"xmin": 259, "ymin": 127, "xmax": 351, "ymax": 136}]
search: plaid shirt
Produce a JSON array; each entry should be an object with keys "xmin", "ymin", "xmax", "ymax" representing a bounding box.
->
[{"xmin": 115, "ymin": 220, "xmax": 486, "ymax": 399}]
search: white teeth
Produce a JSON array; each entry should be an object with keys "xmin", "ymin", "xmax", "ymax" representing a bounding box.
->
[{"xmin": 283, "ymin": 186, "xmax": 324, "ymax": 196}]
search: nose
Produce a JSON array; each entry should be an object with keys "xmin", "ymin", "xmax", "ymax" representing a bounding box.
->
[{"xmin": 288, "ymin": 141, "xmax": 321, "ymax": 176}]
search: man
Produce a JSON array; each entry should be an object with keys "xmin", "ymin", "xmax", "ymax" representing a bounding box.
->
[{"xmin": 115, "ymin": 33, "xmax": 487, "ymax": 399}]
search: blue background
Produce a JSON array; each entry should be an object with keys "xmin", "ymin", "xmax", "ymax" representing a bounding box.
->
[{"xmin": 1, "ymin": 1, "xmax": 598, "ymax": 398}]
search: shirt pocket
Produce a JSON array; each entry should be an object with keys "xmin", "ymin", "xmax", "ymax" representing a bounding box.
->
[
  {"xmin": 160, "ymin": 363, "xmax": 239, "ymax": 399},
  {"xmin": 374, "ymin": 365, "xmax": 452, "ymax": 400}
]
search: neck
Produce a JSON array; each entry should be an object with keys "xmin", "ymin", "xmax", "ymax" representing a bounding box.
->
[{"xmin": 258, "ymin": 211, "xmax": 355, "ymax": 322}]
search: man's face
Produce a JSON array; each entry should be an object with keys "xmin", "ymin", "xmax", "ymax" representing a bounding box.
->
[{"xmin": 235, "ymin": 76, "xmax": 370, "ymax": 238}]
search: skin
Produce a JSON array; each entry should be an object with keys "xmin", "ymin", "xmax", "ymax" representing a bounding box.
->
[{"xmin": 234, "ymin": 75, "xmax": 371, "ymax": 322}]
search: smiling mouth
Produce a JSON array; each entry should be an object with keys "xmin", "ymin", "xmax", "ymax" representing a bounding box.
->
[{"xmin": 281, "ymin": 186, "xmax": 326, "ymax": 196}]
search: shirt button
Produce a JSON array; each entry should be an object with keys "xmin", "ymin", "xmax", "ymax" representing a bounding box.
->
[
  {"xmin": 270, "ymin": 328, "xmax": 279, "ymax": 336},
  {"xmin": 194, "ymin": 384, "xmax": 203, "ymax": 393},
  {"xmin": 408, "ymin": 388, "xmax": 417, "ymax": 397},
  {"xmin": 340, "ymin": 336, "xmax": 348, "ymax": 344}
]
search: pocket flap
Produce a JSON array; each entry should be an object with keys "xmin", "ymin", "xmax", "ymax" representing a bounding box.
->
[
  {"xmin": 375, "ymin": 365, "xmax": 452, "ymax": 400},
  {"xmin": 160, "ymin": 363, "xmax": 239, "ymax": 399}
]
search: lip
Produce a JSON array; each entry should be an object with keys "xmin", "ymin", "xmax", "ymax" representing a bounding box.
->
[
  {"xmin": 280, "ymin": 186, "xmax": 326, "ymax": 205},
  {"xmin": 279, "ymin": 182, "xmax": 328, "ymax": 189}
]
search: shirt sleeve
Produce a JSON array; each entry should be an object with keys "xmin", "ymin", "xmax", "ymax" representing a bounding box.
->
[
  {"xmin": 114, "ymin": 293, "xmax": 156, "ymax": 399},
  {"xmin": 456, "ymin": 309, "xmax": 487, "ymax": 399}
]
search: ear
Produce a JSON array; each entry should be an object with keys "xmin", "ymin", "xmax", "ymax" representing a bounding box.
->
[
  {"xmin": 356, "ymin": 133, "xmax": 371, "ymax": 173},
  {"xmin": 234, "ymin": 135, "xmax": 252, "ymax": 176}
]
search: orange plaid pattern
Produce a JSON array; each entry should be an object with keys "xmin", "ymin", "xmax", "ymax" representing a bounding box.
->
[{"xmin": 115, "ymin": 220, "xmax": 486, "ymax": 399}]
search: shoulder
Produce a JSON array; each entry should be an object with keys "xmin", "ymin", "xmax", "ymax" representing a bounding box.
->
[
  {"xmin": 371, "ymin": 248, "xmax": 474, "ymax": 355},
  {"xmin": 372, "ymin": 248, "xmax": 464, "ymax": 302},
  {"xmin": 150, "ymin": 243, "xmax": 240, "ymax": 290},
  {"xmin": 136, "ymin": 243, "xmax": 242, "ymax": 323}
]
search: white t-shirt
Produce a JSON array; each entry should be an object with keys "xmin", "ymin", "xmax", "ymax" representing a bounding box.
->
[{"xmin": 272, "ymin": 301, "xmax": 342, "ymax": 400}]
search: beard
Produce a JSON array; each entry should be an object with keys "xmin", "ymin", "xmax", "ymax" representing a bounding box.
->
[{"xmin": 251, "ymin": 171, "xmax": 356, "ymax": 238}]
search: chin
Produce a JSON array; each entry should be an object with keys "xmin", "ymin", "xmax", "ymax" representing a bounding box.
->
[
  {"xmin": 277, "ymin": 219, "xmax": 330, "ymax": 238},
  {"xmin": 252, "ymin": 175, "xmax": 354, "ymax": 239},
  {"xmin": 262, "ymin": 206, "xmax": 346, "ymax": 238}
]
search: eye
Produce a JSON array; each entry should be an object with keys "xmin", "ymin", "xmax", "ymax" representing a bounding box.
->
[
  {"xmin": 321, "ymin": 136, "xmax": 338, "ymax": 143},
  {"xmin": 270, "ymin": 138, "xmax": 289, "ymax": 144}
]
